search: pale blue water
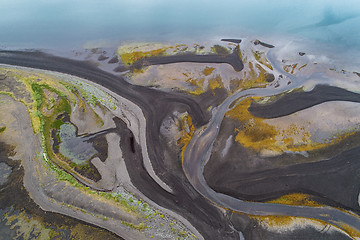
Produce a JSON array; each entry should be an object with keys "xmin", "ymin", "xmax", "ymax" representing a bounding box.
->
[{"xmin": 0, "ymin": 0, "xmax": 359, "ymax": 52}]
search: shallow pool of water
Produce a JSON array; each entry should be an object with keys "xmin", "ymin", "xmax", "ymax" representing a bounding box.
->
[{"xmin": 59, "ymin": 123, "xmax": 97, "ymax": 164}]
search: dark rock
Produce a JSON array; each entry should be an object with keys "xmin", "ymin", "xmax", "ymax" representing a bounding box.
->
[
  {"xmin": 354, "ymin": 72, "xmax": 360, "ymax": 77},
  {"xmin": 97, "ymin": 55, "xmax": 109, "ymax": 61},
  {"xmin": 113, "ymin": 65, "xmax": 128, "ymax": 72},
  {"xmin": 108, "ymin": 56, "xmax": 119, "ymax": 64},
  {"xmin": 299, "ymin": 52, "xmax": 306, "ymax": 56},
  {"xmin": 221, "ymin": 39, "xmax": 242, "ymax": 44},
  {"xmin": 253, "ymin": 39, "xmax": 275, "ymax": 48},
  {"xmin": 265, "ymin": 73, "xmax": 275, "ymax": 82}
]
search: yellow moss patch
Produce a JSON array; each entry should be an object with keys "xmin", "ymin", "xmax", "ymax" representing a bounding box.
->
[
  {"xmin": 4, "ymin": 211, "xmax": 53, "ymax": 240},
  {"xmin": 208, "ymin": 75, "xmax": 224, "ymax": 91},
  {"xmin": 0, "ymin": 67, "xmax": 77, "ymax": 133},
  {"xmin": 283, "ymin": 63, "xmax": 298, "ymax": 74},
  {"xmin": 267, "ymin": 193, "xmax": 323, "ymax": 207},
  {"xmin": 231, "ymin": 64, "xmax": 269, "ymax": 93},
  {"xmin": 299, "ymin": 64, "xmax": 307, "ymax": 71},
  {"xmin": 255, "ymin": 215, "xmax": 297, "ymax": 228},
  {"xmin": 226, "ymin": 97, "xmax": 277, "ymax": 152},
  {"xmin": 226, "ymin": 97, "xmax": 357, "ymax": 155},
  {"xmin": 186, "ymin": 77, "xmax": 205, "ymax": 95},
  {"xmin": 117, "ymin": 43, "xmax": 171, "ymax": 66},
  {"xmin": 252, "ymin": 214, "xmax": 360, "ymax": 239},
  {"xmin": 177, "ymin": 113, "xmax": 195, "ymax": 158},
  {"xmin": 252, "ymin": 50, "xmax": 273, "ymax": 70},
  {"xmin": 202, "ymin": 66, "xmax": 215, "ymax": 76},
  {"xmin": 252, "ymin": 214, "xmax": 332, "ymax": 233},
  {"xmin": 339, "ymin": 224, "xmax": 360, "ymax": 239}
]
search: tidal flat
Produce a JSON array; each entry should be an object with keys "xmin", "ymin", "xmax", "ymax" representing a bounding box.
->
[{"xmin": 1, "ymin": 38, "xmax": 360, "ymax": 239}]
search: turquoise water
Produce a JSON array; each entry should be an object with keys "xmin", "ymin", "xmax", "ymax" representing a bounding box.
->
[{"xmin": 0, "ymin": 0, "xmax": 359, "ymax": 52}]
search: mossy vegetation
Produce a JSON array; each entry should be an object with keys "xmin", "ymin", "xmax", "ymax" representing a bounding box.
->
[
  {"xmin": 0, "ymin": 126, "xmax": 6, "ymax": 133},
  {"xmin": 225, "ymin": 97, "xmax": 354, "ymax": 155},
  {"xmin": 230, "ymin": 63, "xmax": 270, "ymax": 93},
  {"xmin": 283, "ymin": 63, "xmax": 298, "ymax": 74},
  {"xmin": 226, "ymin": 97, "xmax": 277, "ymax": 152},
  {"xmin": 202, "ymin": 66, "xmax": 215, "ymax": 76},
  {"xmin": 208, "ymin": 75, "xmax": 225, "ymax": 91},
  {"xmin": 254, "ymin": 215, "xmax": 305, "ymax": 228},
  {"xmin": 52, "ymin": 119, "xmax": 64, "ymax": 129},
  {"xmin": 252, "ymin": 50, "xmax": 273, "ymax": 70},
  {"xmin": 117, "ymin": 43, "xmax": 171, "ymax": 66},
  {"xmin": 186, "ymin": 77, "xmax": 205, "ymax": 95},
  {"xmin": 122, "ymin": 222, "xmax": 146, "ymax": 231},
  {"xmin": 252, "ymin": 213, "xmax": 360, "ymax": 239},
  {"xmin": 177, "ymin": 113, "xmax": 195, "ymax": 159},
  {"xmin": 267, "ymin": 193, "xmax": 322, "ymax": 207},
  {"xmin": 339, "ymin": 224, "xmax": 360, "ymax": 239},
  {"xmin": 211, "ymin": 45, "xmax": 230, "ymax": 55}
]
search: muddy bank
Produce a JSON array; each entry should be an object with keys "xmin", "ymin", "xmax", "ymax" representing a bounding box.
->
[{"xmin": 249, "ymin": 85, "xmax": 360, "ymax": 118}]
